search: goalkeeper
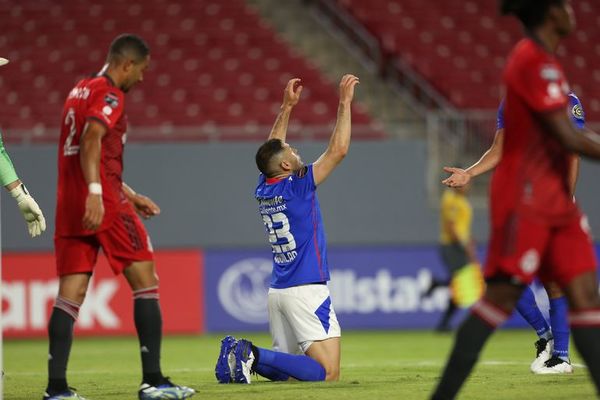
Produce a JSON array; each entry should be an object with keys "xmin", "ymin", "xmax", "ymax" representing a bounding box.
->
[{"xmin": 0, "ymin": 132, "xmax": 46, "ymax": 237}]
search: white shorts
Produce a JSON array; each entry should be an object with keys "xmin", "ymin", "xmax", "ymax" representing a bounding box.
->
[{"xmin": 268, "ymin": 284, "xmax": 341, "ymax": 354}]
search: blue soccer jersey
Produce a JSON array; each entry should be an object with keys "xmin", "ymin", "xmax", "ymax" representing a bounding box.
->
[
  {"xmin": 497, "ymin": 92, "xmax": 585, "ymax": 130},
  {"xmin": 255, "ymin": 164, "xmax": 330, "ymax": 289}
]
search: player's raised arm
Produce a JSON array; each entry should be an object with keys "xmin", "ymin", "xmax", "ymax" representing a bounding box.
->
[
  {"xmin": 268, "ymin": 78, "xmax": 303, "ymax": 142},
  {"xmin": 80, "ymin": 119, "xmax": 107, "ymax": 230},
  {"xmin": 313, "ymin": 74, "xmax": 359, "ymax": 186}
]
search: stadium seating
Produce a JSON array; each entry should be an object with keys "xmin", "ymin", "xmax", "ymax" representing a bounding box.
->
[
  {"xmin": 335, "ymin": 0, "xmax": 600, "ymax": 122},
  {"xmin": 0, "ymin": 0, "xmax": 383, "ymax": 141}
]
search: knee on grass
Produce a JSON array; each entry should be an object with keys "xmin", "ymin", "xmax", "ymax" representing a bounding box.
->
[{"xmin": 323, "ymin": 363, "xmax": 340, "ymax": 381}]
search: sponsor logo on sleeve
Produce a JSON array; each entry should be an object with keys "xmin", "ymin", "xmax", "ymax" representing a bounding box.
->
[
  {"xmin": 104, "ymin": 93, "xmax": 120, "ymax": 108},
  {"xmin": 572, "ymin": 103, "xmax": 584, "ymax": 119}
]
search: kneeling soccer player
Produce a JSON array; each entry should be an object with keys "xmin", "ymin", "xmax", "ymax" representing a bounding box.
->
[{"xmin": 215, "ymin": 75, "xmax": 359, "ymax": 383}]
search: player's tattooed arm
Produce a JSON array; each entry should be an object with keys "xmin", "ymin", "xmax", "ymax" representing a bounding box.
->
[
  {"xmin": 122, "ymin": 182, "xmax": 161, "ymax": 219},
  {"xmin": 313, "ymin": 74, "xmax": 359, "ymax": 186},
  {"xmin": 268, "ymin": 78, "xmax": 303, "ymax": 142},
  {"xmin": 442, "ymin": 129, "xmax": 504, "ymax": 187}
]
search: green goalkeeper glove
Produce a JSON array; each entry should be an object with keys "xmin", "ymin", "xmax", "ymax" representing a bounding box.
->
[{"xmin": 10, "ymin": 183, "xmax": 46, "ymax": 237}]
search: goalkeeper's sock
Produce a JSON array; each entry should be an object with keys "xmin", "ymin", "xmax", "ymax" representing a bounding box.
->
[
  {"xmin": 570, "ymin": 309, "xmax": 600, "ymax": 390},
  {"xmin": 47, "ymin": 297, "xmax": 80, "ymax": 393},
  {"xmin": 516, "ymin": 286, "xmax": 552, "ymax": 340},
  {"xmin": 549, "ymin": 297, "xmax": 569, "ymax": 361},
  {"xmin": 431, "ymin": 300, "xmax": 509, "ymax": 400},
  {"xmin": 133, "ymin": 287, "xmax": 163, "ymax": 385},
  {"xmin": 252, "ymin": 346, "xmax": 325, "ymax": 381}
]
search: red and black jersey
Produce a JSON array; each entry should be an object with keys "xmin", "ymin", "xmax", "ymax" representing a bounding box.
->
[
  {"xmin": 55, "ymin": 75, "xmax": 128, "ymax": 237},
  {"xmin": 491, "ymin": 38, "xmax": 576, "ymax": 226}
]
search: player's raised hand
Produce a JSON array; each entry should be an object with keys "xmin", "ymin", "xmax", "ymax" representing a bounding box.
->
[
  {"xmin": 282, "ymin": 78, "xmax": 303, "ymax": 108},
  {"xmin": 442, "ymin": 167, "xmax": 471, "ymax": 187},
  {"xmin": 83, "ymin": 193, "xmax": 104, "ymax": 231},
  {"xmin": 339, "ymin": 74, "xmax": 359, "ymax": 105},
  {"xmin": 131, "ymin": 193, "xmax": 161, "ymax": 219}
]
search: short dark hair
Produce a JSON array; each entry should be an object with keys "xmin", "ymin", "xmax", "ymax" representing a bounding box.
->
[
  {"xmin": 107, "ymin": 34, "xmax": 150, "ymax": 65},
  {"xmin": 500, "ymin": 0, "xmax": 565, "ymax": 29},
  {"xmin": 256, "ymin": 139, "xmax": 284, "ymax": 177}
]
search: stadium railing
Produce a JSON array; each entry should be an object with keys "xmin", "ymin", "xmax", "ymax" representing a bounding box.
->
[
  {"xmin": 426, "ymin": 110, "xmax": 496, "ymax": 208},
  {"xmin": 308, "ymin": 0, "xmax": 458, "ymax": 118}
]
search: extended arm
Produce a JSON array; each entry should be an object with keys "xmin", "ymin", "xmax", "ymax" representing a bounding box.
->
[
  {"xmin": 268, "ymin": 78, "xmax": 303, "ymax": 142},
  {"xmin": 442, "ymin": 129, "xmax": 504, "ymax": 187},
  {"xmin": 313, "ymin": 74, "xmax": 359, "ymax": 185}
]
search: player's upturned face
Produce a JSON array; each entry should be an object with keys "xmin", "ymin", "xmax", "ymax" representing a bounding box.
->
[
  {"xmin": 288, "ymin": 145, "xmax": 303, "ymax": 171},
  {"xmin": 281, "ymin": 143, "xmax": 303, "ymax": 172},
  {"xmin": 122, "ymin": 55, "xmax": 150, "ymax": 92}
]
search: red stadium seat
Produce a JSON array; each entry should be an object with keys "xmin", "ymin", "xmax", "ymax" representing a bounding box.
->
[
  {"xmin": 0, "ymin": 0, "xmax": 383, "ymax": 141},
  {"xmin": 335, "ymin": 0, "xmax": 600, "ymax": 121}
]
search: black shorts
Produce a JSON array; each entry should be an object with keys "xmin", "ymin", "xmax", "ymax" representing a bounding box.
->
[{"xmin": 439, "ymin": 243, "xmax": 468, "ymax": 275}]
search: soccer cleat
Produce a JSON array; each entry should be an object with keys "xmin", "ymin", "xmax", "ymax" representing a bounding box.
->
[
  {"xmin": 232, "ymin": 339, "xmax": 255, "ymax": 384},
  {"xmin": 530, "ymin": 338, "xmax": 553, "ymax": 373},
  {"xmin": 535, "ymin": 356, "xmax": 574, "ymax": 375},
  {"xmin": 138, "ymin": 377, "xmax": 195, "ymax": 399},
  {"xmin": 215, "ymin": 335, "xmax": 238, "ymax": 383},
  {"xmin": 42, "ymin": 389, "xmax": 87, "ymax": 400}
]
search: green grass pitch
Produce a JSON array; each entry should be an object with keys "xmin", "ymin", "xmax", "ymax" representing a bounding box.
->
[{"xmin": 5, "ymin": 330, "xmax": 595, "ymax": 399}]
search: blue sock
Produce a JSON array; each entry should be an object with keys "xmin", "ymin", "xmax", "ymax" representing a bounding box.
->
[
  {"xmin": 255, "ymin": 347, "xmax": 326, "ymax": 381},
  {"xmin": 549, "ymin": 296, "xmax": 570, "ymax": 361},
  {"xmin": 516, "ymin": 286, "xmax": 552, "ymax": 340},
  {"xmin": 253, "ymin": 363, "xmax": 290, "ymax": 381}
]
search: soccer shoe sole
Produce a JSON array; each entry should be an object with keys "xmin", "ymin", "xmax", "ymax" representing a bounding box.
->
[
  {"xmin": 138, "ymin": 386, "xmax": 195, "ymax": 399},
  {"xmin": 43, "ymin": 392, "xmax": 87, "ymax": 400},
  {"xmin": 233, "ymin": 339, "xmax": 255, "ymax": 384},
  {"xmin": 215, "ymin": 335, "xmax": 237, "ymax": 383},
  {"xmin": 535, "ymin": 363, "xmax": 574, "ymax": 375}
]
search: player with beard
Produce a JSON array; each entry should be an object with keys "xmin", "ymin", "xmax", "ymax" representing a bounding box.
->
[{"xmin": 216, "ymin": 75, "xmax": 359, "ymax": 384}]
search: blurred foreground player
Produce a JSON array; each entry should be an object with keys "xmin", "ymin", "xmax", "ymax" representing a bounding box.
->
[
  {"xmin": 442, "ymin": 93, "xmax": 586, "ymax": 374},
  {"xmin": 432, "ymin": 1, "xmax": 600, "ymax": 398},
  {"xmin": 45, "ymin": 35, "xmax": 194, "ymax": 400},
  {"xmin": 216, "ymin": 75, "xmax": 359, "ymax": 384},
  {"xmin": 432, "ymin": 183, "xmax": 479, "ymax": 331},
  {"xmin": 0, "ymin": 58, "xmax": 46, "ymax": 238}
]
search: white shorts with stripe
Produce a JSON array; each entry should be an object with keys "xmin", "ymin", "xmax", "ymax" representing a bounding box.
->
[{"xmin": 268, "ymin": 284, "xmax": 341, "ymax": 354}]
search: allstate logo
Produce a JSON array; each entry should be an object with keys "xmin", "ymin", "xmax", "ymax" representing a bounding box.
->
[{"xmin": 217, "ymin": 258, "xmax": 271, "ymax": 324}]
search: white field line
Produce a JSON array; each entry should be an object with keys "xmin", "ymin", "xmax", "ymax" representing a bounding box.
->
[
  {"xmin": 345, "ymin": 360, "xmax": 586, "ymax": 369},
  {"xmin": 5, "ymin": 361, "xmax": 586, "ymax": 377}
]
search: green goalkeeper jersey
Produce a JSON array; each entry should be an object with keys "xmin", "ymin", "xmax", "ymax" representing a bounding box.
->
[{"xmin": 0, "ymin": 130, "xmax": 18, "ymax": 186}]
